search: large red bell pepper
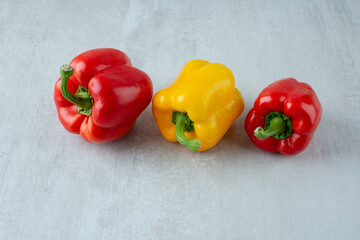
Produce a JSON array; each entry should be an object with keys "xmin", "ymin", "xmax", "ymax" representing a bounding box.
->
[
  {"xmin": 54, "ymin": 48, "xmax": 153, "ymax": 143},
  {"xmin": 244, "ymin": 78, "xmax": 322, "ymax": 155}
]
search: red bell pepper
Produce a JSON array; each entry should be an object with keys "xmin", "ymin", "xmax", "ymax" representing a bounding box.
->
[
  {"xmin": 54, "ymin": 48, "xmax": 153, "ymax": 143},
  {"xmin": 244, "ymin": 78, "xmax": 322, "ymax": 155}
]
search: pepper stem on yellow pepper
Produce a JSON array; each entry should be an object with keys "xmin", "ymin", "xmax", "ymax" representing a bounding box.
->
[{"xmin": 172, "ymin": 111, "xmax": 201, "ymax": 152}]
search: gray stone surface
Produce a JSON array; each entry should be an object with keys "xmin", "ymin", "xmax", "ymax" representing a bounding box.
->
[{"xmin": 1, "ymin": 0, "xmax": 359, "ymax": 239}]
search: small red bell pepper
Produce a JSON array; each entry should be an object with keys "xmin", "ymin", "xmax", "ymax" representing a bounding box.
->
[
  {"xmin": 54, "ymin": 48, "xmax": 153, "ymax": 143},
  {"xmin": 244, "ymin": 78, "xmax": 322, "ymax": 155}
]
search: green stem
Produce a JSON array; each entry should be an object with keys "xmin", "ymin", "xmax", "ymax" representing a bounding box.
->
[
  {"xmin": 254, "ymin": 117, "xmax": 286, "ymax": 139},
  {"xmin": 174, "ymin": 113, "xmax": 201, "ymax": 152},
  {"xmin": 60, "ymin": 64, "xmax": 93, "ymax": 112}
]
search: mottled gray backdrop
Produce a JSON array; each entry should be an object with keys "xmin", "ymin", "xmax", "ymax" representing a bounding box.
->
[{"xmin": 1, "ymin": 0, "xmax": 359, "ymax": 239}]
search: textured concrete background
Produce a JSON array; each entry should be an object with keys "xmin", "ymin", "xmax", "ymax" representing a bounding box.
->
[{"xmin": 1, "ymin": 0, "xmax": 359, "ymax": 239}]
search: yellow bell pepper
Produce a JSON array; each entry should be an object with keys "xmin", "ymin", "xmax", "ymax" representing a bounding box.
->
[{"xmin": 152, "ymin": 59, "xmax": 244, "ymax": 152}]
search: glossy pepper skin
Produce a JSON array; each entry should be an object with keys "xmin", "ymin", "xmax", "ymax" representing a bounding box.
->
[
  {"xmin": 54, "ymin": 48, "xmax": 153, "ymax": 143},
  {"xmin": 244, "ymin": 78, "xmax": 322, "ymax": 155},
  {"xmin": 152, "ymin": 59, "xmax": 244, "ymax": 152}
]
